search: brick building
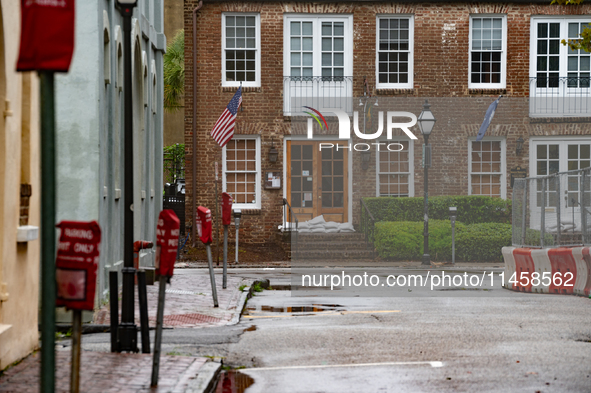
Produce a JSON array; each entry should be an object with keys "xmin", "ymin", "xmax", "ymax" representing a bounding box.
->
[{"xmin": 184, "ymin": 0, "xmax": 591, "ymax": 246}]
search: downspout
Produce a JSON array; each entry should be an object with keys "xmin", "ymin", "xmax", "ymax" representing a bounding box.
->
[{"xmin": 192, "ymin": 0, "xmax": 203, "ymax": 246}]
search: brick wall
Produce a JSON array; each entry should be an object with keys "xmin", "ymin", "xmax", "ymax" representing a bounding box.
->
[{"xmin": 185, "ymin": 1, "xmax": 591, "ymax": 245}]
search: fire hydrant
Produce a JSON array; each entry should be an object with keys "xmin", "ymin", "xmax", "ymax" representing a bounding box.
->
[{"xmin": 134, "ymin": 240, "xmax": 153, "ymax": 284}]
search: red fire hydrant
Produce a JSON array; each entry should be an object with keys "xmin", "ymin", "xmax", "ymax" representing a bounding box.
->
[{"xmin": 134, "ymin": 240, "xmax": 153, "ymax": 283}]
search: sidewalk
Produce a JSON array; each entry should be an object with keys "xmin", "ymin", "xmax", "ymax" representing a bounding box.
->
[
  {"xmin": 0, "ymin": 350, "xmax": 214, "ymax": 393},
  {"xmin": 0, "ymin": 270, "xmax": 257, "ymax": 393},
  {"xmin": 94, "ymin": 271, "xmax": 248, "ymax": 328}
]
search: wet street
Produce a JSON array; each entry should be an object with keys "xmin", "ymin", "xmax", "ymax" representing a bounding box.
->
[{"xmin": 75, "ymin": 268, "xmax": 591, "ymax": 392}]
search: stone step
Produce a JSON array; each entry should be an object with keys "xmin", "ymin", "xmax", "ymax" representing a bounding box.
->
[
  {"xmin": 293, "ymin": 249, "xmax": 376, "ymax": 260},
  {"xmin": 295, "ymin": 232, "xmax": 365, "ymax": 242},
  {"xmin": 294, "ymin": 241, "xmax": 371, "ymax": 251}
]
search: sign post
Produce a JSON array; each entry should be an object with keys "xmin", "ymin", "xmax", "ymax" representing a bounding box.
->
[
  {"xmin": 221, "ymin": 193, "xmax": 233, "ymax": 288},
  {"xmin": 215, "ymin": 162, "xmax": 220, "ymax": 266},
  {"xmin": 197, "ymin": 206, "xmax": 219, "ymax": 307},
  {"xmin": 55, "ymin": 221, "xmax": 101, "ymax": 393},
  {"xmin": 151, "ymin": 210, "xmax": 180, "ymax": 387},
  {"xmin": 17, "ymin": 1, "xmax": 76, "ymax": 390},
  {"xmin": 233, "ymin": 210, "xmax": 242, "ymax": 264}
]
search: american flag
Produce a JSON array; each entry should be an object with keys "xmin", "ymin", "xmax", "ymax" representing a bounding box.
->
[{"xmin": 211, "ymin": 86, "xmax": 242, "ymax": 147}]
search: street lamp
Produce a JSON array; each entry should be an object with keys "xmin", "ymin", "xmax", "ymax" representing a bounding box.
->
[
  {"xmin": 417, "ymin": 99, "xmax": 436, "ymax": 266},
  {"xmin": 116, "ymin": 0, "xmax": 138, "ymax": 353}
]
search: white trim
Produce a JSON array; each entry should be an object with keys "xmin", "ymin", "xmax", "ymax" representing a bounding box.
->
[
  {"xmin": 222, "ymin": 13, "xmax": 261, "ymax": 87},
  {"xmin": 529, "ymin": 16, "xmax": 591, "ymax": 81},
  {"xmin": 151, "ymin": 59, "xmax": 157, "ymax": 114},
  {"xmin": 282, "ymin": 135, "xmax": 353, "ymax": 225},
  {"xmin": 529, "ymin": 136, "xmax": 591, "ymax": 177},
  {"xmin": 375, "ymin": 137, "xmax": 414, "ymax": 197},
  {"xmin": 467, "ymin": 136, "xmax": 507, "ymax": 199},
  {"xmin": 468, "ymin": 14, "xmax": 507, "ymax": 89},
  {"xmin": 375, "ymin": 14, "xmax": 414, "ymax": 90},
  {"xmin": 283, "ymin": 14, "xmax": 353, "ymax": 79},
  {"xmin": 222, "ymin": 135, "xmax": 262, "ymax": 209}
]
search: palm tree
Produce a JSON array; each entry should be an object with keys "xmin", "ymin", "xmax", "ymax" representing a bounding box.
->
[{"xmin": 163, "ymin": 29, "xmax": 184, "ymax": 112}]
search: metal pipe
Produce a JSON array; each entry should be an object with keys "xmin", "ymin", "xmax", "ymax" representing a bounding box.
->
[
  {"xmin": 119, "ymin": 10, "xmax": 138, "ymax": 353},
  {"xmin": 40, "ymin": 70, "xmax": 56, "ymax": 393},
  {"xmin": 206, "ymin": 244, "xmax": 219, "ymax": 307},
  {"xmin": 192, "ymin": 1, "xmax": 203, "ymax": 246}
]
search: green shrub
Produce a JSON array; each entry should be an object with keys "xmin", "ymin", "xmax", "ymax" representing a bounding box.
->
[
  {"xmin": 521, "ymin": 228, "xmax": 555, "ymax": 247},
  {"xmin": 363, "ymin": 196, "xmax": 511, "ymax": 225},
  {"xmin": 374, "ymin": 221, "xmax": 512, "ymax": 262},
  {"xmin": 455, "ymin": 223, "xmax": 512, "ymax": 262}
]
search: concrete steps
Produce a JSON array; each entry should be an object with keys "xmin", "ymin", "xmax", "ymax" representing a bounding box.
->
[{"xmin": 293, "ymin": 232, "xmax": 375, "ymax": 261}]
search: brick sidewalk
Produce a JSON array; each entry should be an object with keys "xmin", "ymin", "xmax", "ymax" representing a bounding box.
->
[
  {"xmin": 94, "ymin": 273, "xmax": 247, "ymax": 328},
  {"xmin": 0, "ymin": 350, "xmax": 209, "ymax": 393}
]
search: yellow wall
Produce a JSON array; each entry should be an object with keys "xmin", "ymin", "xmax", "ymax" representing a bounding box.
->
[{"xmin": 0, "ymin": 0, "xmax": 41, "ymax": 370}]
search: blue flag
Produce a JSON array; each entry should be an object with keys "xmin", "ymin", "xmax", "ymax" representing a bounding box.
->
[{"xmin": 476, "ymin": 96, "xmax": 502, "ymax": 141}]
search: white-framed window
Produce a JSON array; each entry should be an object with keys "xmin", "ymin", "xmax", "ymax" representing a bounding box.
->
[
  {"xmin": 531, "ymin": 18, "xmax": 591, "ymax": 89},
  {"xmin": 284, "ymin": 15, "xmax": 352, "ymax": 79},
  {"xmin": 468, "ymin": 138, "xmax": 506, "ymax": 198},
  {"xmin": 222, "ymin": 13, "xmax": 261, "ymax": 87},
  {"xmin": 529, "ymin": 17, "xmax": 591, "ymax": 116},
  {"xmin": 376, "ymin": 139, "xmax": 414, "ymax": 197},
  {"xmin": 530, "ymin": 138, "xmax": 591, "ymax": 208},
  {"xmin": 376, "ymin": 15, "xmax": 414, "ymax": 89},
  {"xmin": 469, "ymin": 15, "xmax": 507, "ymax": 89},
  {"xmin": 222, "ymin": 136, "xmax": 261, "ymax": 209}
]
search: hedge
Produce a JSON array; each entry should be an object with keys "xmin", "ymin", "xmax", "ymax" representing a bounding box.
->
[
  {"xmin": 363, "ymin": 196, "xmax": 511, "ymax": 225},
  {"xmin": 374, "ymin": 220, "xmax": 512, "ymax": 262}
]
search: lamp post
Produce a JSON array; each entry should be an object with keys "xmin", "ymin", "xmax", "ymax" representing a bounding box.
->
[
  {"xmin": 116, "ymin": 0, "xmax": 138, "ymax": 353},
  {"xmin": 417, "ymin": 100, "xmax": 436, "ymax": 266}
]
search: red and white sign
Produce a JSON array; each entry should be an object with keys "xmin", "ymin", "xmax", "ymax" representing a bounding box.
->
[
  {"xmin": 16, "ymin": 0, "xmax": 75, "ymax": 72},
  {"xmin": 55, "ymin": 221, "xmax": 101, "ymax": 311},
  {"xmin": 196, "ymin": 206, "xmax": 213, "ymax": 244},
  {"xmin": 155, "ymin": 210, "xmax": 180, "ymax": 278}
]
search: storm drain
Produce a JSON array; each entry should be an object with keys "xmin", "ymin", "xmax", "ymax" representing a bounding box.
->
[{"xmin": 149, "ymin": 313, "xmax": 222, "ymax": 326}]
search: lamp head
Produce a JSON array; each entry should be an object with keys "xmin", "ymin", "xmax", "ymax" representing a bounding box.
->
[{"xmin": 417, "ymin": 99, "xmax": 436, "ymax": 136}]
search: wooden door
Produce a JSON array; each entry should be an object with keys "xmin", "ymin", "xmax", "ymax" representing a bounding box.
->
[{"xmin": 287, "ymin": 141, "xmax": 348, "ymax": 223}]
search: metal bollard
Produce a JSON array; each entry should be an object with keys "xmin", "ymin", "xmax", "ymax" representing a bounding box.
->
[{"xmin": 206, "ymin": 244, "xmax": 219, "ymax": 307}]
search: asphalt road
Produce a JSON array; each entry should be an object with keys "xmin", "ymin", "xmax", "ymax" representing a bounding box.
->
[{"xmin": 74, "ymin": 268, "xmax": 591, "ymax": 392}]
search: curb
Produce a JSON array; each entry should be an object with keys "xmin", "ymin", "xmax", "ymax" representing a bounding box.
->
[
  {"xmin": 227, "ymin": 278, "xmax": 270, "ymax": 326},
  {"xmin": 185, "ymin": 360, "xmax": 222, "ymax": 393}
]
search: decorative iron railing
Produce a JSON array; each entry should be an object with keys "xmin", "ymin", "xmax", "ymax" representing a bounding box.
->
[
  {"xmin": 529, "ymin": 77, "xmax": 591, "ymax": 117},
  {"xmin": 283, "ymin": 75, "xmax": 353, "ymax": 116}
]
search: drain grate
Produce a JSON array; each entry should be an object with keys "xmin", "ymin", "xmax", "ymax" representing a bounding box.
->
[
  {"xmin": 165, "ymin": 289, "xmax": 205, "ymax": 295},
  {"xmin": 149, "ymin": 313, "xmax": 222, "ymax": 326}
]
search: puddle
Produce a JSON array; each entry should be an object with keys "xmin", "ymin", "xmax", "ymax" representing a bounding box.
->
[
  {"xmin": 245, "ymin": 304, "xmax": 344, "ymax": 314},
  {"xmin": 243, "ymin": 325, "xmax": 257, "ymax": 332},
  {"xmin": 215, "ymin": 370, "xmax": 254, "ymax": 393}
]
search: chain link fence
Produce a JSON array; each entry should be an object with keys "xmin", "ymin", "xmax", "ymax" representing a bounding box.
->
[{"xmin": 512, "ymin": 167, "xmax": 591, "ymax": 247}]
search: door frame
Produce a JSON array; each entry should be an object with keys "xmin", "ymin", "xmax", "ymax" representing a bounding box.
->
[{"xmin": 283, "ymin": 135, "xmax": 353, "ymax": 225}]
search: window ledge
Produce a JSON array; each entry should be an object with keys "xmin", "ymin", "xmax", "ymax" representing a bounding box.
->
[
  {"xmin": 529, "ymin": 116, "xmax": 591, "ymax": 124},
  {"xmin": 241, "ymin": 209, "xmax": 261, "ymax": 215},
  {"xmin": 17, "ymin": 225, "xmax": 39, "ymax": 243},
  {"xmin": 468, "ymin": 88, "xmax": 506, "ymax": 95},
  {"xmin": 376, "ymin": 88, "xmax": 415, "ymax": 96},
  {"xmin": 221, "ymin": 86, "xmax": 261, "ymax": 93}
]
